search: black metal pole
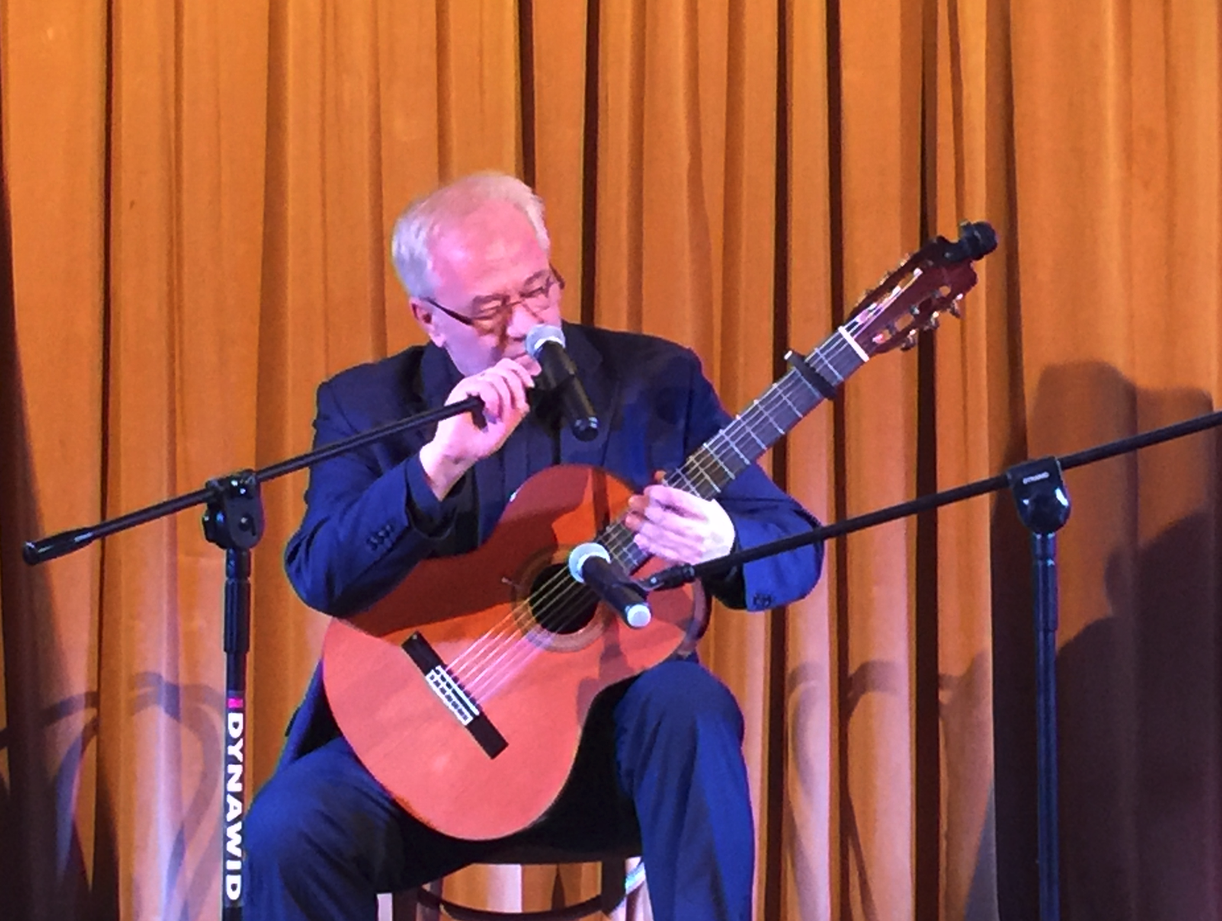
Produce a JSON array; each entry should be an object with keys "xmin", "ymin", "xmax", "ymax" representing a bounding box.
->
[
  {"xmin": 1032, "ymin": 533, "xmax": 1061, "ymax": 921},
  {"xmin": 200, "ymin": 471, "xmax": 262, "ymax": 920},
  {"xmin": 1006, "ymin": 456, "xmax": 1071, "ymax": 921},
  {"xmin": 221, "ymin": 546, "xmax": 251, "ymax": 921}
]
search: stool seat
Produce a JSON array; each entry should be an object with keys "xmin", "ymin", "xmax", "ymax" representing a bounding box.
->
[{"xmin": 394, "ymin": 843, "xmax": 646, "ymax": 921}]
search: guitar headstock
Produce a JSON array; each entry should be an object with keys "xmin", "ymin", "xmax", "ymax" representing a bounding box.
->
[{"xmin": 845, "ymin": 221, "xmax": 996, "ymax": 356}]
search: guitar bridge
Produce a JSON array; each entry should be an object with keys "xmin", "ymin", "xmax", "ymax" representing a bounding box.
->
[{"xmin": 401, "ymin": 633, "xmax": 508, "ymax": 759}]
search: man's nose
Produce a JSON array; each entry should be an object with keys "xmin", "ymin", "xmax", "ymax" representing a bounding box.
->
[{"xmin": 503, "ymin": 299, "xmax": 538, "ymax": 339}]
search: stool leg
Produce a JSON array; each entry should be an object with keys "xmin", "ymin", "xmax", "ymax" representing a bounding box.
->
[
  {"xmin": 391, "ymin": 882, "xmax": 442, "ymax": 921},
  {"xmin": 392, "ymin": 888, "xmax": 420, "ymax": 921},
  {"xmin": 389, "ymin": 888, "xmax": 417, "ymax": 921},
  {"xmin": 599, "ymin": 859, "xmax": 627, "ymax": 915}
]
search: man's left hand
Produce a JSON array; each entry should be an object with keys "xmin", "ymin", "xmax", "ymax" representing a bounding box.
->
[{"xmin": 623, "ymin": 483, "xmax": 736, "ymax": 565}]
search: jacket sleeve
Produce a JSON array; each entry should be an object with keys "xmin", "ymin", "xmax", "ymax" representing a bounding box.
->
[
  {"xmin": 680, "ymin": 354, "xmax": 824, "ymax": 611},
  {"xmin": 283, "ymin": 379, "xmax": 470, "ymax": 616}
]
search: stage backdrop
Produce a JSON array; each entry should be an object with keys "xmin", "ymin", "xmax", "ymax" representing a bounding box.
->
[{"xmin": 2, "ymin": 2, "xmax": 1220, "ymax": 920}]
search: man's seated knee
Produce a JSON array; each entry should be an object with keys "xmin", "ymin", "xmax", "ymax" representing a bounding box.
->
[
  {"xmin": 625, "ymin": 661, "xmax": 744, "ymax": 739},
  {"xmin": 245, "ymin": 791, "xmax": 295, "ymax": 871},
  {"xmin": 245, "ymin": 771, "xmax": 337, "ymax": 869}
]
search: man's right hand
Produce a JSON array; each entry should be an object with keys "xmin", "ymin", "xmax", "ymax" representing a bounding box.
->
[{"xmin": 418, "ymin": 357, "xmax": 540, "ymax": 499}]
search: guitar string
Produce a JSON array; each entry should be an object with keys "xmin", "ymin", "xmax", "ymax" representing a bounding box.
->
[
  {"xmin": 450, "ymin": 387, "xmax": 794, "ymax": 699},
  {"xmin": 421, "ymin": 265, "xmax": 950, "ymax": 695},
  {"xmin": 451, "ymin": 349, "xmax": 857, "ymax": 699},
  {"xmin": 445, "ymin": 335, "xmax": 850, "ymax": 681},
  {"xmin": 441, "ymin": 358, "xmax": 823, "ymax": 682},
  {"xmin": 460, "ymin": 454, "xmax": 733, "ymax": 700},
  {"xmin": 450, "ymin": 434, "xmax": 729, "ymax": 696},
  {"xmin": 456, "ymin": 323, "xmax": 887, "ymax": 701},
  {"xmin": 461, "ymin": 287, "xmax": 952, "ymax": 695},
  {"xmin": 446, "ymin": 326, "xmax": 869, "ymax": 697},
  {"xmin": 446, "ymin": 328, "xmax": 870, "ymax": 700},
  {"xmin": 442, "ymin": 318, "xmax": 880, "ymax": 697},
  {"xmin": 459, "ymin": 375, "xmax": 829, "ymax": 702},
  {"xmin": 449, "ymin": 262, "xmax": 945, "ymax": 681}
]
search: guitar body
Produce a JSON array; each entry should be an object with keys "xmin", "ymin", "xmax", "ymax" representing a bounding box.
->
[{"xmin": 322, "ymin": 464, "xmax": 708, "ymax": 841}]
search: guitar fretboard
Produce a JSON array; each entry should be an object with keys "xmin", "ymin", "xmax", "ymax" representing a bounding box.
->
[{"xmin": 601, "ymin": 321, "xmax": 871, "ymax": 572}]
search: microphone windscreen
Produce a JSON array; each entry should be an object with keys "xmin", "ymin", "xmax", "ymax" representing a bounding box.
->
[{"xmin": 526, "ymin": 324, "xmax": 565, "ymax": 358}]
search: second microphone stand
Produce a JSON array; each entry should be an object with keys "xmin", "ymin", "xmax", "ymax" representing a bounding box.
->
[
  {"xmin": 642, "ymin": 407, "xmax": 1222, "ymax": 921},
  {"xmin": 23, "ymin": 396, "xmax": 487, "ymax": 921}
]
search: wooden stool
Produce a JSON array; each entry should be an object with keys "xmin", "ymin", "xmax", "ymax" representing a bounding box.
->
[{"xmin": 387, "ymin": 844, "xmax": 646, "ymax": 921}]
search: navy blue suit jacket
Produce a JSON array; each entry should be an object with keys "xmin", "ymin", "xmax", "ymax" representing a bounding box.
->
[{"xmin": 279, "ymin": 323, "xmax": 822, "ymax": 765}]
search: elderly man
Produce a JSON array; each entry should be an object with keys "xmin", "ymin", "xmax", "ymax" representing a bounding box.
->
[{"xmin": 244, "ymin": 172, "xmax": 822, "ymax": 921}]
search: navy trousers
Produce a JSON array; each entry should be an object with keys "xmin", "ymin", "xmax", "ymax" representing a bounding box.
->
[{"xmin": 244, "ymin": 659, "xmax": 755, "ymax": 921}]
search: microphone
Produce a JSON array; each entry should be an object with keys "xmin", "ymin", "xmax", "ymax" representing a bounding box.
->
[
  {"xmin": 568, "ymin": 542, "xmax": 651, "ymax": 628},
  {"xmin": 526, "ymin": 324, "xmax": 599, "ymax": 442}
]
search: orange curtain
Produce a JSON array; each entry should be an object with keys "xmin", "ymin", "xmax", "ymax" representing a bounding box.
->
[{"xmin": 2, "ymin": 2, "xmax": 1220, "ymax": 920}]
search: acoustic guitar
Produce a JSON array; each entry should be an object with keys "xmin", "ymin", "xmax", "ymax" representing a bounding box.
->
[{"xmin": 321, "ymin": 222, "xmax": 997, "ymax": 840}]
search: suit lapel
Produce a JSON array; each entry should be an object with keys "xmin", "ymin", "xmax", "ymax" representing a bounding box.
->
[{"xmin": 419, "ymin": 342, "xmax": 461, "ymax": 411}]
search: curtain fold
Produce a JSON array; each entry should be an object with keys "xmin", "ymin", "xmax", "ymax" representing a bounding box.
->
[{"xmin": 2, "ymin": 2, "xmax": 1220, "ymax": 919}]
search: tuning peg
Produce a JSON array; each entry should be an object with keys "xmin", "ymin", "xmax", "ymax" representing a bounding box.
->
[
  {"xmin": 926, "ymin": 314, "xmax": 941, "ymax": 330},
  {"xmin": 872, "ymin": 321, "xmax": 900, "ymax": 348},
  {"xmin": 947, "ymin": 302, "xmax": 962, "ymax": 319}
]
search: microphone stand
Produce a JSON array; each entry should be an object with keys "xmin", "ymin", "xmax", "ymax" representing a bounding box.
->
[
  {"xmin": 22, "ymin": 396, "xmax": 484, "ymax": 921},
  {"xmin": 643, "ymin": 408, "xmax": 1222, "ymax": 921}
]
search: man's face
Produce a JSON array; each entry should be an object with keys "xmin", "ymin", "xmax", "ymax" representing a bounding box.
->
[{"xmin": 411, "ymin": 200, "xmax": 562, "ymax": 377}]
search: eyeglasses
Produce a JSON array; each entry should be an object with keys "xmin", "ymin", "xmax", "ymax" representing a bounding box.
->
[{"xmin": 421, "ymin": 266, "xmax": 565, "ymax": 334}]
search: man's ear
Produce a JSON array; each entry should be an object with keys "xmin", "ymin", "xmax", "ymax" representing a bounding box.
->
[{"xmin": 410, "ymin": 298, "xmax": 446, "ymax": 347}]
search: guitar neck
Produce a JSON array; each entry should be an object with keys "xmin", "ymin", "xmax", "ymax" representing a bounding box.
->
[{"xmin": 602, "ymin": 323, "xmax": 870, "ymax": 571}]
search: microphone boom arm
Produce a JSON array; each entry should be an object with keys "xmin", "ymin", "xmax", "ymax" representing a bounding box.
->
[
  {"xmin": 23, "ymin": 396, "xmax": 486, "ymax": 565},
  {"xmin": 644, "ymin": 405, "xmax": 1222, "ymax": 594}
]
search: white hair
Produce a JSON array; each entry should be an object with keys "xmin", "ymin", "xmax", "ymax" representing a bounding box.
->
[{"xmin": 389, "ymin": 172, "xmax": 551, "ymax": 298}]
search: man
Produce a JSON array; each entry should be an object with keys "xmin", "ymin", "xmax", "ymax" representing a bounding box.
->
[{"xmin": 245, "ymin": 172, "xmax": 822, "ymax": 921}]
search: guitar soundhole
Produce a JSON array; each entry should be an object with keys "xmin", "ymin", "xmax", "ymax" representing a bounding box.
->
[{"xmin": 527, "ymin": 564, "xmax": 599, "ymax": 635}]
